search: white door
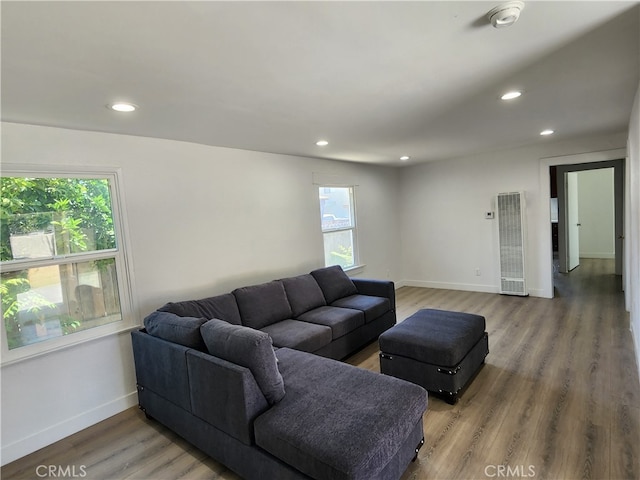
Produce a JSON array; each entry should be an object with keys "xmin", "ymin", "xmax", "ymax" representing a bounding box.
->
[{"xmin": 567, "ymin": 172, "xmax": 581, "ymax": 271}]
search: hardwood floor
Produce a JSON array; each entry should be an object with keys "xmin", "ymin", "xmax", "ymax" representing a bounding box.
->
[{"xmin": 3, "ymin": 259, "xmax": 639, "ymax": 480}]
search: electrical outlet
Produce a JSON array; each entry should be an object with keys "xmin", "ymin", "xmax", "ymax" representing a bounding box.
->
[{"xmin": 475, "ymin": 268, "xmax": 481, "ymax": 276}]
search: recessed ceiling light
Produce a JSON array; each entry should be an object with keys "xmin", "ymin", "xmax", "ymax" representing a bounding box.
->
[
  {"xmin": 487, "ymin": 1, "xmax": 525, "ymax": 28},
  {"xmin": 316, "ymin": 140, "xmax": 329, "ymax": 146},
  {"xmin": 540, "ymin": 129, "xmax": 555, "ymax": 136},
  {"xmin": 501, "ymin": 91, "xmax": 522, "ymax": 100},
  {"xmin": 400, "ymin": 156, "xmax": 410, "ymax": 161},
  {"xmin": 109, "ymin": 102, "xmax": 137, "ymax": 112}
]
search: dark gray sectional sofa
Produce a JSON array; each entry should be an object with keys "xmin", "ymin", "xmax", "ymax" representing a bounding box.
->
[
  {"xmin": 156, "ymin": 265, "xmax": 397, "ymax": 360},
  {"xmin": 132, "ymin": 266, "xmax": 428, "ymax": 479}
]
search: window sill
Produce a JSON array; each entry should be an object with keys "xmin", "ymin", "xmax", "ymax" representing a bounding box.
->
[
  {"xmin": 345, "ymin": 264, "xmax": 366, "ymax": 276},
  {"xmin": 1, "ymin": 323, "xmax": 140, "ymax": 367}
]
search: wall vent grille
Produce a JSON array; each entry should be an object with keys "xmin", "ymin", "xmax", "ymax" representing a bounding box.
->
[{"xmin": 497, "ymin": 192, "xmax": 528, "ymax": 296}]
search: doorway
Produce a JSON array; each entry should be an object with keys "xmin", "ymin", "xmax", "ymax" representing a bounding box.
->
[{"xmin": 551, "ymin": 159, "xmax": 624, "ymax": 279}]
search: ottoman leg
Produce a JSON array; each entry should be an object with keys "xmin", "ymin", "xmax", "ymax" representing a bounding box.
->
[
  {"xmin": 442, "ymin": 391, "xmax": 458, "ymax": 405},
  {"xmin": 412, "ymin": 437, "xmax": 425, "ymax": 462}
]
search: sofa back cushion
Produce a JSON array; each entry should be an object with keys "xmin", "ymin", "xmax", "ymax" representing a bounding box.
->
[
  {"xmin": 310, "ymin": 265, "xmax": 358, "ymax": 304},
  {"xmin": 158, "ymin": 293, "xmax": 242, "ymax": 325},
  {"xmin": 200, "ymin": 319, "xmax": 285, "ymax": 405},
  {"xmin": 281, "ymin": 274, "xmax": 327, "ymax": 317},
  {"xmin": 144, "ymin": 311, "xmax": 208, "ymax": 351},
  {"xmin": 233, "ymin": 281, "xmax": 292, "ymax": 330}
]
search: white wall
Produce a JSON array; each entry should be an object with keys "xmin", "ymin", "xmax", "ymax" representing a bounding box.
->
[
  {"xmin": 2, "ymin": 107, "xmax": 638, "ymax": 463},
  {"xmin": 628, "ymin": 82, "xmax": 640, "ymax": 379},
  {"xmin": 577, "ymin": 168, "xmax": 615, "ymax": 259},
  {"xmin": 0, "ymin": 122, "xmax": 400, "ymax": 464},
  {"xmin": 399, "ymin": 132, "xmax": 628, "ymax": 298}
]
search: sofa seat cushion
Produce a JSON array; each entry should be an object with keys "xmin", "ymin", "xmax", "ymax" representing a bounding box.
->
[
  {"xmin": 254, "ymin": 348, "xmax": 427, "ymax": 480},
  {"xmin": 331, "ymin": 294, "xmax": 390, "ymax": 323},
  {"xmin": 200, "ymin": 319, "xmax": 285, "ymax": 405},
  {"xmin": 158, "ymin": 293, "xmax": 242, "ymax": 325},
  {"xmin": 310, "ymin": 265, "xmax": 358, "ymax": 303},
  {"xmin": 296, "ymin": 306, "xmax": 364, "ymax": 340},
  {"xmin": 233, "ymin": 281, "xmax": 293, "ymax": 330},
  {"xmin": 260, "ymin": 320, "xmax": 331, "ymax": 353},
  {"xmin": 281, "ymin": 274, "xmax": 326, "ymax": 317},
  {"xmin": 143, "ymin": 311, "xmax": 208, "ymax": 350}
]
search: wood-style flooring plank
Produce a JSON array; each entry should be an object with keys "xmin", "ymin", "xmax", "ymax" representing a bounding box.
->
[{"xmin": 2, "ymin": 259, "xmax": 638, "ymax": 480}]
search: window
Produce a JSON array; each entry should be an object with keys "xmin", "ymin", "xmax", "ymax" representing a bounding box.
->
[
  {"xmin": 1, "ymin": 167, "xmax": 134, "ymax": 363},
  {"xmin": 318, "ymin": 186, "xmax": 357, "ymax": 269}
]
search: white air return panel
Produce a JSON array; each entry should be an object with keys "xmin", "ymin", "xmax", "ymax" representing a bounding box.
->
[{"xmin": 496, "ymin": 192, "xmax": 528, "ymax": 296}]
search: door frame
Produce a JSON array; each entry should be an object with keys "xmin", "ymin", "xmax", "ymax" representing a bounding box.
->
[
  {"xmin": 539, "ymin": 148, "xmax": 626, "ymax": 298},
  {"xmin": 556, "ymin": 159, "xmax": 624, "ymax": 275}
]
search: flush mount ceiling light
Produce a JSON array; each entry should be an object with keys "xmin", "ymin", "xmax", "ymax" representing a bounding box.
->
[
  {"xmin": 400, "ymin": 156, "xmax": 410, "ymax": 161},
  {"xmin": 540, "ymin": 129, "xmax": 555, "ymax": 136},
  {"xmin": 501, "ymin": 90, "xmax": 522, "ymax": 100},
  {"xmin": 108, "ymin": 102, "xmax": 137, "ymax": 112},
  {"xmin": 487, "ymin": 1, "xmax": 525, "ymax": 28},
  {"xmin": 315, "ymin": 140, "xmax": 329, "ymax": 146}
]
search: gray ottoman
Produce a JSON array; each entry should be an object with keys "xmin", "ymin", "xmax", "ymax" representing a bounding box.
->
[{"xmin": 379, "ymin": 309, "xmax": 489, "ymax": 404}]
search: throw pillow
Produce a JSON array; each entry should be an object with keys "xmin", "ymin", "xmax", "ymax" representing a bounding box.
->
[
  {"xmin": 232, "ymin": 281, "xmax": 293, "ymax": 330},
  {"xmin": 281, "ymin": 274, "xmax": 327, "ymax": 317},
  {"xmin": 158, "ymin": 293, "xmax": 242, "ymax": 325},
  {"xmin": 200, "ymin": 319, "xmax": 285, "ymax": 405},
  {"xmin": 310, "ymin": 265, "xmax": 358, "ymax": 303},
  {"xmin": 144, "ymin": 311, "xmax": 208, "ymax": 351}
]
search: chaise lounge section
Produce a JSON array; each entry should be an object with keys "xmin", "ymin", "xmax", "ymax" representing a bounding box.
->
[{"xmin": 133, "ymin": 301, "xmax": 426, "ymax": 478}]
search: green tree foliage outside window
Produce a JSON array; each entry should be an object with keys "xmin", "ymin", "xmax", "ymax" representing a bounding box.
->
[
  {"xmin": 1, "ymin": 177, "xmax": 121, "ymax": 350},
  {"xmin": 1, "ymin": 177, "xmax": 116, "ymax": 261}
]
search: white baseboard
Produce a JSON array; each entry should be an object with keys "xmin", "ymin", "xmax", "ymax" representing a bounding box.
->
[
  {"xmin": 400, "ymin": 280, "xmax": 547, "ymax": 298},
  {"xmin": 394, "ymin": 280, "xmax": 407, "ymax": 289},
  {"xmin": 580, "ymin": 253, "xmax": 615, "ymax": 259},
  {"xmin": 1, "ymin": 391, "xmax": 138, "ymax": 466},
  {"xmin": 402, "ymin": 279, "xmax": 498, "ymax": 294},
  {"xmin": 526, "ymin": 288, "xmax": 547, "ymax": 298}
]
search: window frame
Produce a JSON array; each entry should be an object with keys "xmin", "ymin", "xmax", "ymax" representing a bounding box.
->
[
  {"xmin": 0, "ymin": 164, "xmax": 137, "ymax": 365},
  {"xmin": 318, "ymin": 185, "xmax": 359, "ymax": 269}
]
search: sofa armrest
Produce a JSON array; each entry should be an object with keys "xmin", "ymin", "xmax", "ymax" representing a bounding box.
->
[
  {"xmin": 187, "ymin": 349, "xmax": 270, "ymax": 446},
  {"xmin": 351, "ymin": 278, "xmax": 396, "ymax": 311}
]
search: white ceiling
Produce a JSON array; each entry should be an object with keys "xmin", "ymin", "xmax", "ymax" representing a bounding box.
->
[{"xmin": 2, "ymin": 1, "xmax": 639, "ymax": 167}]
